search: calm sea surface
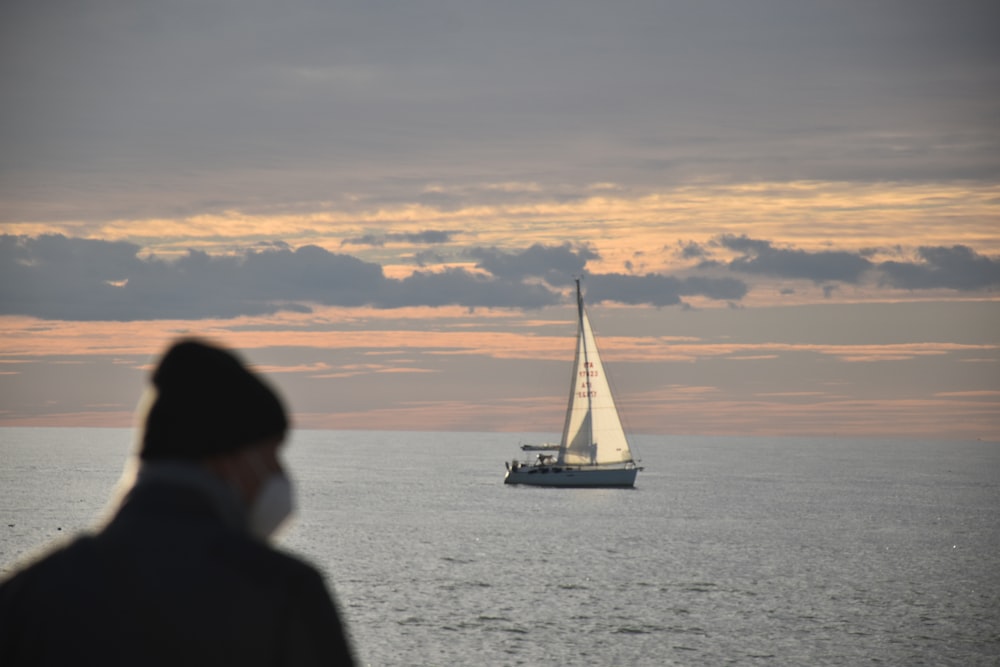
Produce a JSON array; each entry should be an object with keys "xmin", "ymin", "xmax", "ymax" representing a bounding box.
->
[{"xmin": 2, "ymin": 428, "xmax": 998, "ymax": 666}]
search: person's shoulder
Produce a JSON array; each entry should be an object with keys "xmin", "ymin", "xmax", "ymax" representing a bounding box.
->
[
  {"xmin": 0, "ymin": 535, "xmax": 98, "ymax": 602},
  {"xmin": 261, "ymin": 543, "xmax": 328, "ymax": 587},
  {"xmin": 3, "ymin": 534, "xmax": 99, "ymax": 576},
  {"xmin": 217, "ymin": 532, "xmax": 326, "ymax": 587}
]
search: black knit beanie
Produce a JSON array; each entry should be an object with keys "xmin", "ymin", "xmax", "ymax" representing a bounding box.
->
[{"xmin": 140, "ymin": 339, "xmax": 289, "ymax": 461}]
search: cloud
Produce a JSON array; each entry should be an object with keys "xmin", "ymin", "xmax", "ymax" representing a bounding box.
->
[
  {"xmin": 878, "ymin": 245, "xmax": 1000, "ymax": 290},
  {"xmin": 0, "ymin": 234, "xmax": 566, "ymax": 319},
  {"xmin": 464, "ymin": 243, "xmax": 748, "ymax": 307},
  {"xmin": 468, "ymin": 242, "xmax": 598, "ymax": 286},
  {"xmin": 380, "ymin": 268, "xmax": 561, "ymax": 310},
  {"xmin": 4, "ymin": 234, "xmax": 996, "ymax": 321},
  {"xmin": 710, "ymin": 235, "xmax": 1000, "ymax": 293},
  {"xmin": 341, "ymin": 230, "xmax": 458, "ymax": 247},
  {"xmin": 713, "ymin": 234, "xmax": 873, "ymax": 283},
  {"xmin": 0, "ymin": 235, "xmax": 386, "ymax": 320},
  {"xmin": 413, "ymin": 249, "xmax": 447, "ymax": 267},
  {"xmin": 584, "ymin": 273, "xmax": 748, "ymax": 306},
  {"xmin": 676, "ymin": 241, "xmax": 709, "ymax": 260},
  {"xmin": 0, "ymin": 234, "xmax": 150, "ymax": 320}
]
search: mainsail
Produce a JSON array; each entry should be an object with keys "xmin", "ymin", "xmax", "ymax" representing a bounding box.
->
[{"xmin": 557, "ymin": 282, "xmax": 633, "ymax": 466}]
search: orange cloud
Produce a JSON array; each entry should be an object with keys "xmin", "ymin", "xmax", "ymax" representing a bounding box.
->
[
  {"xmin": 2, "ymin": 314, "xmax": 995, "ymax": 366},
  {"xmin": 6, "ymin": 181, "xmax": 997, "ymax": 275}
]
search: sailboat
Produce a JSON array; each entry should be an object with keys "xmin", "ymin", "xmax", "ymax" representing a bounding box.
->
[{"xmin": 504, "ymin": 279, "xmax": 642, "ymax": 487}]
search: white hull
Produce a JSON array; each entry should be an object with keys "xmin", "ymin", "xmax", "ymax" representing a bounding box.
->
[{"xmin": 504, "ymin": 463, "xmax": 638, "ymax": 488}]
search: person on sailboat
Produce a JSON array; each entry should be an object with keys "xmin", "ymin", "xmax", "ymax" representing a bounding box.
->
[{"xmin": 0, "ymin": 339, "xmax": 355, "ymax": 666}]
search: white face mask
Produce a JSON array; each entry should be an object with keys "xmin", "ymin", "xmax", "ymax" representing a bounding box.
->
[{"xmin": 248, "ymin": 472, "xmax": 294, "ymax": 540}]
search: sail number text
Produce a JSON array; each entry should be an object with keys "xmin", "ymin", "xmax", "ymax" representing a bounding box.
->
[{"xmin": 577, "ymin": 362, "xmax": 598, "ymax": 397}]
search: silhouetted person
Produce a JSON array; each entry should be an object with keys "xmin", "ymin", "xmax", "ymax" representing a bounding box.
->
[{"xmin": 0, "ymin": 339, "xmax": 355, "ymax": 666}]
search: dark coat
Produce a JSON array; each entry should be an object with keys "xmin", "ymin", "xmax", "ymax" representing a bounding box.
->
[{"xmin": 0, "ymin": 471, "xmax": 355, "ymax": 666}]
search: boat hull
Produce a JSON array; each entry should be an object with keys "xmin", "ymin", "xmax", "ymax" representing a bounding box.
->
[{"xmin": 504, "ymin": 464, "xmax": 637, "ymax": 488}]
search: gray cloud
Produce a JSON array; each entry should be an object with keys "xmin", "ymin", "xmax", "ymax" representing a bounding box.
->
[
  {"xmin": 585, "ymin": 273, "xmax": 748, "ymax": 307},
  {"xmin": 713, "ymin": 235, "xmax": 874, "ymax": 283},
  {"xmin": 0, "ymin": 234, "xmax": 567, "ymax": 319},
  {"xmin": 413, "ymin": 249, "xmax": 447, "ymax": 267},
  {"xmin": 468, "ymin": 243, "xmax": 750, "ymax": 306},
  {"xmin": 380, "ymin": 269, "xmax": 561, "ymax": 310},
  {"xmin": 677, "ymin": 241, "xmax": 709, "ymax": 260},
  {"xmin": 879, "ymin": 245, "xmax": 1000, "ymax": 291},
  {"xmin": 0, "ymin": 234, "xmax": 150, "ymax": 320},
  {"xmin": 710, "ymin": 235, "xmax": 1000, "ymax": 292},
  {"xmin": 468, "ymin": 243, "xmax": 599, "ymax": 286},
  {"xmin": 4, "ymin": 235, "xmax": 995, "ymax": 321},
  {"xmin": 341, "ymin": 230, "xmax": 458, "ymax": 247},
  {"xmin": 0, "ymin": 235, "xmax": 386, "ymax": 320}
]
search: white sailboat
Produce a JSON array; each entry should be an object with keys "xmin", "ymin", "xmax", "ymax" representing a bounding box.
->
[{"xmin": 505, "ymin": 279, "xmax": 642, "ymax": 487}]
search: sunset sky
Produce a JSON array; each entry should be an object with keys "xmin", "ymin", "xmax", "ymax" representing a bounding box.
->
[{"xmin": 2, "ymin": 1, "xmax": 998, "ymax": 439}]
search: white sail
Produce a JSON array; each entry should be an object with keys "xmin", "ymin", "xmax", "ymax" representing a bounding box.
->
[{"xmin": 558, "ymin": 286, "xmax": 632, "ymax": 466}]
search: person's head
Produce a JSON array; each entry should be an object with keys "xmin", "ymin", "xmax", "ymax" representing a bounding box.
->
[{"xmin": 139, "ymin": 338, "xmax": 293, "ymax": 537}]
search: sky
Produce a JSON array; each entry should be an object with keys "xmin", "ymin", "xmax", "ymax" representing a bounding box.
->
[{"xmin": 1, "ymin": 1, "xmax": 999, "ymax": 440}]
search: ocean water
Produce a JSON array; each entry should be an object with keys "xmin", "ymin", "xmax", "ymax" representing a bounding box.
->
[{"xmin": 1, "ymin": 428, "xmax": 998, "ymax": 666}]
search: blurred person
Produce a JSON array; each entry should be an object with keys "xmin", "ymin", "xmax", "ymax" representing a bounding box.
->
[{"xmin": 0, "ymin": 339, "xmax": 355, "ymax": 666}]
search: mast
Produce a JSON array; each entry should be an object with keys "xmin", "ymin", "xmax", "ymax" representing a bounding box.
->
[
  {"xmin": 559, "ymin": 278, "xmax": 596, "ymax": 464},
  {"xmin": 576, "ymin": 278, "xmax": 594, "ymax": 456}
]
